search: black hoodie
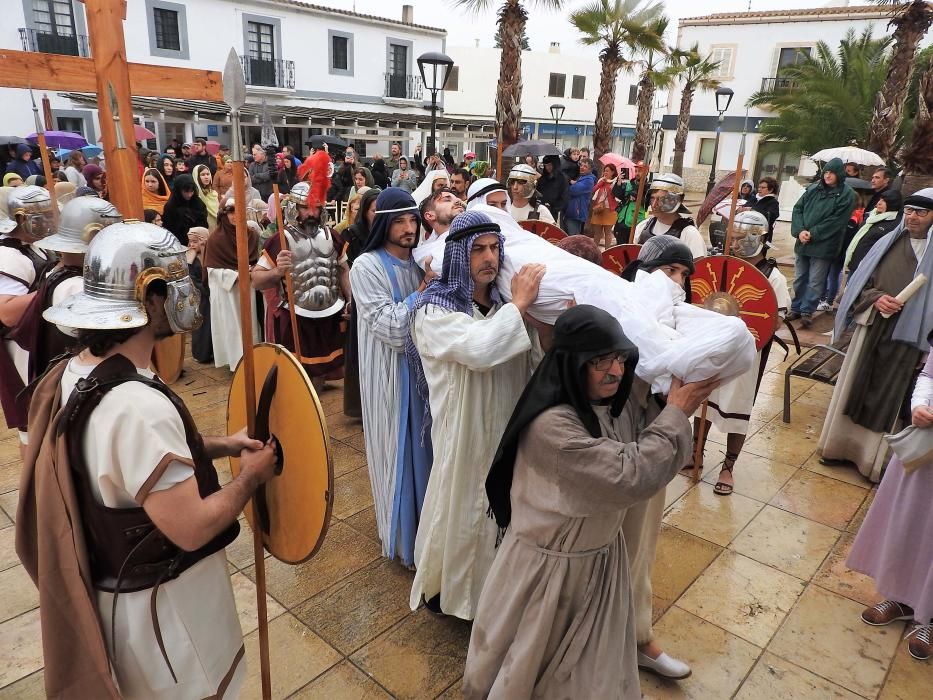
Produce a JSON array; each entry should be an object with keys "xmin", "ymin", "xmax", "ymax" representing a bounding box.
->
[{"xmin": 538, "ymin": 155, "xmax": 569, "ymax": 217}]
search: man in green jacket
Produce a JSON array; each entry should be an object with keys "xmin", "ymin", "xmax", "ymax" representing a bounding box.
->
[{"xmin": 789, "ymin": 158, "xmax": 856, "ymax": 327}]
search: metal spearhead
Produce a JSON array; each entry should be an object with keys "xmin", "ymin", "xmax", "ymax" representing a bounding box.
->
[
  {"xmin": 28, "ymin": 86, "xmax": 43, "ymax": 134},
  {"xmin": 223, "ymin": 48, "xmax": 248, "ymax": 161},
  {"xmin": 108, "ymin": 82, "xmax": 126, "ymax": 149}
]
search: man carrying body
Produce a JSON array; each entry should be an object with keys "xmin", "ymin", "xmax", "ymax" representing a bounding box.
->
[
  {"xmin": 251, "ymin": 179, "xmax": 350, "ymax": 392},
  {"xmin": 420, "ymin": 188, "xmax": 465, "ymax": 243},
  {"xmin": 350, "ymin": 188, "xmax": 435, "ymax": 567},
  {"xmin": 819, "ymin": 188, "xmax": 933, "ymax": 482},
  {"xmin": 634, "ymin": 173, "xmax": 706, "ymax": 259},
  {"xmin": 17, "ymin": 221, "xmax": 277, "ymax": 698},
  {"xmin": 507, "ymin": 164, "xmax": 555, "ymax": 224},
  {"xmin": 408, "ymin": 211, "xmax": 544, "ymax": 619},
  {"xmin": 466, "ymin": 178, "xmax": 509, "ymax": 213},
  {"xmin": 464, "ymin": 304, "xmax": 718, "ymax": 699},
  {"xmin": 0, "ymin": 185, "xmax": 54, "ymax": 447}
]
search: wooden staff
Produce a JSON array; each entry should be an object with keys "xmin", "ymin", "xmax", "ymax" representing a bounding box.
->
[
  {"xmin": 272, "ymin": 184, "xmax": 303, "ymax": 360},
  {"xmin": 224, "ymin": 49, "xmax": 272, "ymax": 700},
  {"xmin": 627, "ymin": 161, "xmax": 648, "ymax": 244}
]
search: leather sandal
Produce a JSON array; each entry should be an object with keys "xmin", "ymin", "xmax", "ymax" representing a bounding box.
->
[{"xmin": 713, "ymin": 452, "xmax": 737, "ymax": 496}]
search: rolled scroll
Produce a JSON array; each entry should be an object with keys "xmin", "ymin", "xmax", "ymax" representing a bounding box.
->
[{"xmin": 881, "ymin": 273, "xmax": 928, "ymax": 319}]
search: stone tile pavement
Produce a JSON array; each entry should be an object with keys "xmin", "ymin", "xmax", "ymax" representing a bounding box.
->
[{"xmin": 0, "ymin": 351, "xmax": 930, "ymax": 698}]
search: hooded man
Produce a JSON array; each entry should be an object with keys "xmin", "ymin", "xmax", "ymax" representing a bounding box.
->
[
  {"xmin": 507, "ymin": 164, "xmax": 555, "ymax": 224},
  {"xmin": 819, "ymin": 188, "xmax": 933, "ymax": 482},
  {"xmin": 5, "ymin": 144, "xmax": 43, "ymax": 180},
  {"xmin": 538, "ymin": 155, "xmax": 569, "ymax": 222},
  {"xmin": 788, "ymin": 157, "xmax": 856, "ymax": 327},
  {"xmin": 634, "ymin": 173, "xmax": 706, "ymax": 260},
  {"xmin": 466, "ymin": 178, "xmax": 509, "ymax": 213},
  {"xmin": 463, "ymin": 305, "xmax": 718, "ymax": 700},
  {"xmin": 407, "ymin": 211, "xmax": 544, "ymax": 619},
  {"xmin": 350, "ymin": 188, "xmax": 436, "ymax": 567},
  {"xmin": 411, "ymin": 169, "xmax": 451, "ymax": 206}
]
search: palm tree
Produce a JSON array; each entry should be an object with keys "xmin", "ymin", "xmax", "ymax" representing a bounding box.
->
[
  {"xmin": 569, "ymin": 0, "xmax": 664, "ymax": 159},
  {"xmin": 902, "ymin": 52, "xmax": 933, "ymax": 193},
  {"xmin": 669, "ymin": 45, "xmax": 721, "ymax": 176},
  {"xmin": 867, "ymin": 0, "xmax": 933, "ymax": 163},
  {"xmin": 630, "ymin": 16, "xmax": 677, "ymax": 163},
  {"xmin": 455, "ymin": 0, "xmax": 564, "ymax": 151},
  {"xmin": 748, "ymin": 29, "xmax": 892, "ymax": 156}
]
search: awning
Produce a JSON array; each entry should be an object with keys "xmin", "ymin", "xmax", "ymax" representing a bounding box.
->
[{"xmin": 57, "ymin": 92, "xmax": 496, "ymax": 133}]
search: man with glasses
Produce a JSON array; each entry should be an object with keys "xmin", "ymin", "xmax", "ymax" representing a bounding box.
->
[{"xmin": 819, "ymin": 188, "xmax": 933, "ymax": 483}]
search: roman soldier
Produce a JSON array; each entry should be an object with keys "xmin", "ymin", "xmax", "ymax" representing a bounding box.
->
[
  {"xmin": 250, "ymin": 155, "xmax": 351, "ymax": 391},
  {"xmin": 634, "ymin": 173, "xmax": 707, "ymax": 259},
  {"xmin": 507, "ymin": 164, "xmax": 555, "ymax": 224},
  {"xmin": 0, "ymin": 185, "xmax": 54, "ymax": 442}
]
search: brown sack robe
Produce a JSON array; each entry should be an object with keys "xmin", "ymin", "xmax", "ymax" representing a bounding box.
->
[
  {"xmin": 15, "ymin": 359, "xmax": 122, "ymax": 699},
  {"xmin": 463, "ymin": 400, "xmax": 691, "ymax": 700}
]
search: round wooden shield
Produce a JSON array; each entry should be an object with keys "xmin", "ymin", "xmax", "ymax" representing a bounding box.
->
[
  {"xmin": 150, "ymin": 334, "xmax": 185, "ymax": 384},
  {"xmin": 601, "ymin": 244, "xmax": 642, "ymax": 274},
  {"xmin": 690, "ymin": 255, "xmax": 779, "ymax": 351},
  {"xmin": 519, "ymin": 219, "xmax": 567, "ymax": 244},
  {"xmin": 227, "ymin": 343, "xmax": 334, "ymax": 564}
]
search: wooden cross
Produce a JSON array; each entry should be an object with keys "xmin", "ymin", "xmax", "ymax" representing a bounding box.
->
[{"xmin": 0, "ymin": 0, "xmax": 223, "ymax": 218}]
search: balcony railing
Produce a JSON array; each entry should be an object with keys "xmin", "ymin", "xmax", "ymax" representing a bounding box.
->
[
  {"xmin": 19, "ymin": 27, "xmax": 89, "ymax": 57},
  {"xmin": 760, "ymin": 76, "xmax": 799, "ymax": 92},
  {"xmin": 384, "ymin": 73, "xmax": 423, "ymax": 100},
  {"xmin": 240, "ymin": 56, "xmax": 295, "ymax": 89}
]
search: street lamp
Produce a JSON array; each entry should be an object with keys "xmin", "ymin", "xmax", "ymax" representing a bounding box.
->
[
  {"xmin": 550, "ymin": 103, "xmax": 565, "ymax": 146},
  {"xmin": 706, "ymin": 87, "xmax": 734, "ymax": 194},
  {"xmin": 648, "ymin": 118, "xmax": 662, "ymax": 170},
  {"xmin": 417, "ymin": 51, "xmax": 454, "ymax": 156}
]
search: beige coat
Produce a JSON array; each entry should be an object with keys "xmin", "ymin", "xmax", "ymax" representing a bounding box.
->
[{"xmin": 463, "ymin": 398, "xmax": 691, "ymax": 699}]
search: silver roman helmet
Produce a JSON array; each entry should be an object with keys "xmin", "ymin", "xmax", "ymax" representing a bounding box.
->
[
  {"xmin": 36, "ymin": 197, "xmax": 122, "ymax": 254},
  {"xmin": 730, "ymin": 210, "xmax": 769, "ymax": 258},
  {"xmin": 507, "ymin": 164, "xmax": 539, "ymax": 200},
  {"xmin": 8, "ymin": 185, "xmax": 54, "ymax": 241},
  {"xmin": 44, "ymin": 221, "xmax": 202, "ymax": 333},
  {"xmin": 648, "ymin": 173, "xmax": 689, "ymax": 214},
  {"xmin": 284, "ymin": 181, "xmax": 311, "ymax": 226}
]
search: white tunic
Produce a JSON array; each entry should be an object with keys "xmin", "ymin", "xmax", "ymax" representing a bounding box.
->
[
  {"xmin": 510, "ymin": 201, "xmax": 555, "ymax": 224},
  {"xmin": 634, "ymin": 216, "xmax": 707, "ymax": 259},
  {"xmin": 703, "ymin": 264, "xmax": 791, "ymax": 434},
  {"xmin": 409, "ymin": 302, "xmax": 539, "ymax": 619},
  {"xmin": 207, "ymin": 268, "xmax": 260, "ymax": 371},
  {"xmin": 60, "ymin": 357, "xmax": 245, "ymax": 699}
]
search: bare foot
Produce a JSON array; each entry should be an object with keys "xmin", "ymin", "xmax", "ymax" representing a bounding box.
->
[{"xmin": 716, "ymin": 467, "xmax": 734, "ymax": 489}]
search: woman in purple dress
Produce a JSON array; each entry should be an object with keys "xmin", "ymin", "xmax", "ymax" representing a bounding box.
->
[{"xmin": 848, "ymin": 341, "xmax": 933, "ymax": 661}]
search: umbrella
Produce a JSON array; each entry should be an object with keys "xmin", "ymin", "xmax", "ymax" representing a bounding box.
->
[
  {"xmin": 98, "ymin": 124, "xmax": 156, "ymax": 144},
  {"xmin": 696, "ymin": 171, "xmax": 737, "ymax": 226},
  {"xmin": 599, "ymin": 153, "xmax": 636, "ymax": 174},
  {"xmin": 28, "ymin": 130, "xmax": 87, "ymax": 149},
  {"xmin": 843, "ymin": 177, "xmax": 873, "ymax": 191},
  {"xmin": 57, "ymin": 145, "xmax": 103, "ymax": 160},
  {"xmin": 305, "ymin": 135, "xmax": 348, "ymax": 149},
  {"xmin": 0, "ymin": 136, "xmax": 29, "ymax": 147},
  {"xmin": 503, "ymin": 140, "xmax": 561, "ymax": 158},
  {"xmin": 809, "ymin": 146, "xmax": 884, "ymax": 167},
  {"xmin": 205, "ymin": 140, "xmax": 222, "ymax": 156}
]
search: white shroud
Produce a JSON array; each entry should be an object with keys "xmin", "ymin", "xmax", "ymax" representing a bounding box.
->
[{"xmin": 413, "ymin": 205, "xmax": 756, "ymax": 392}]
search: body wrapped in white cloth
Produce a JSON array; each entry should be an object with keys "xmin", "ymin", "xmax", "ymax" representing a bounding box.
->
[{"xmin": 413, "ymin": 205, "xmax": 756, "ymax": 392}]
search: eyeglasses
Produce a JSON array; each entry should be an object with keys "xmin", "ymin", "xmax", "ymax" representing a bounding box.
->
[
  {"xmin": 904, "ymin": 206, "xmax": 931, "ymax": 216},
  {"xmin": 588, "ymin": 351, "xmax": 626, "ymax": 372}
]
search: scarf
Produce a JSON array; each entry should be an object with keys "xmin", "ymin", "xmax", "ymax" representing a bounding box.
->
[
  {"xmin": 845, "ymin": 210, "xmax": 898, "ymax": 269},
  {"xmin": 192, "ymin": 164, "xmax": 219, "ymax": 225},
  {"xmin": 161, "ymin": 173, "xmax": 208, "ymax": 246},
  {"xmin": 363, "ymin": 188, "xmax": 422, "ymax": 253},
  {"xmin": 202, "ymin": 211, "xmax": 259, "ymax": 272},
  {"xmin": 485, "ymin": 305, "xmax": 639, "ymax": 529},
  {"xmin": 140, "ymin": 167, "xmax": 170, "ymax": 213}
]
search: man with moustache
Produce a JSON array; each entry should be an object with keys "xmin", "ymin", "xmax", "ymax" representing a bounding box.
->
[
  {"xmin": 450, "ymin": 168, "xmax": 472, "ymax": 200},
  {"xmin": 407, "ymin": 211, "xmax": 544, "ymax": 619},
  {"xmin": 350, "ymin": 188, "xmax": 436, "ymax": 567},
  {"xmin": 420, "ymin": 188, "xmax": 465, "ymax": 242}
]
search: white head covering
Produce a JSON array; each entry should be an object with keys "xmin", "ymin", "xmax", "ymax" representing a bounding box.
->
[
  {"xmin": 467, "ymin": 177, "xmax": 510, "ymax": 212},
  {"xmin": 411, "ymin": 169, "xmax": 451, "ymax": 206}
]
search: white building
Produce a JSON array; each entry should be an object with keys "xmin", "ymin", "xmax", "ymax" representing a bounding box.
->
[
  {"xmin": 445, "ymin": 42, "xmax": 647, "ymax": 160},
  {"xmin": 0, "ymin": 0, "xmax": 492, "ymax": 157},
  {"xmin": 659, "ymin": 4, "xmax": 929, "ymax": 194}
]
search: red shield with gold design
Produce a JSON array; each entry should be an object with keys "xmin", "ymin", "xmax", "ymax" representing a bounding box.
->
[
  {"xmin": 601, "ymin": 244, "xmax": 642, "ymax": 275},
  {"xmin": 690, "ymin": 255, "xmax": 778, "ymax": 350},
  {"xmin": 519, "ymin": 219, "xmax": 567, "ymax": 244}
]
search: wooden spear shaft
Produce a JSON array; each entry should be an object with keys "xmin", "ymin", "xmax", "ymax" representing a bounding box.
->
[
  {"xmin": 628, "ymin": 161, "xmax": 648, "ymax": 244},
  {"xmin": 272, "ymin": 184, "xmax": 303, "ymax": 361}
]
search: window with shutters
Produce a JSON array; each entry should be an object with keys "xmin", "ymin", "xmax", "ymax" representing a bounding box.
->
[
  {"xmin": 328, "ymin": 30, "xmax": 353, "ymax": 75},
  {"xmin": 333, "ymin": 36, "xmax": 348, "ymax": 70},
  {"xmin": 548, "ymin": 73, "xmax": 566, "ymax": 98},
  {"xmin": 144, "ymin": 1, "xmax": 189, "ymax": 59},
  {"xmin": 571, "ymin": 75, "xmax": 585, "ymax": 99},
  {"xmin": 153, "ymin": 8, "xmax": 180, "ymax": 51},
  {"xmin": 698, "ymin": 138, "xmax": 716, "ymax": 166},
  {"xmin": 709, "ymin": 45, "xmax": 735, "ymax": 79},
  {"xmin": 627, "ymin": 85, "xmax": 638, "ymax": 105},
  {"xmin": 445, "ymin": 66, "xmax": 459, "ymax": 91}
]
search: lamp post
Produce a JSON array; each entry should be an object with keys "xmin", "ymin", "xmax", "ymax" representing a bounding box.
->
[
  {"xmin": 550, "ymin": 103, "xmax": 565, "ymax": 146},
  {"xmin": 417, "ymin": 51, "xmax": 454, "ymax": 157},
  {"xmin": 706, "ymin": 87, "xmax": 734, "ymax": 194},
  {"xmin": 647, "ymin": 118, "xmax": 662, "ymax": 170}
]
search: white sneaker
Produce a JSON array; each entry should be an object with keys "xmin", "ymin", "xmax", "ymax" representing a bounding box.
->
[
  {"xmin": 817, "ymin": 300, "xmax": 832, "ymax": 312},
  {"xmin": 637, "ymin": 650, "xmax": 692, "ymax": 679}
]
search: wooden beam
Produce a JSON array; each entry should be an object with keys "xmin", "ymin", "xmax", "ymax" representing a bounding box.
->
[{"xmin": 0, "ymin": 49, "xmax": 222, "ymax": 101}]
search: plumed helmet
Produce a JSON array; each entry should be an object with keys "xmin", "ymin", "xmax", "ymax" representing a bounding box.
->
[
  {"xmin": 7, "ymin": 185, "xmax": 54, "ymax": 240},
  {"xmin": 284, "ymin": 181, "xmax": 311, "ymax": 225},
  {"xmin": 730, "ymin": 210, "xmax": 769, "ymax": 258},
  {"xmin": 36, "ymin": 197, "xmax": 122, "ymax": 254},
  {"xmin": 43, "ymin": 221, "xmax": 201, "ymax": 333}
]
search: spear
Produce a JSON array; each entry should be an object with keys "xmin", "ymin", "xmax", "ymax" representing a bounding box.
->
[
  {"xmin": 28, "ymin": 87, "xmax": 58, "ymax": 219},
  {"xmin": 223, "ymin": 48, "xmax": 272, "ymax": 700}
]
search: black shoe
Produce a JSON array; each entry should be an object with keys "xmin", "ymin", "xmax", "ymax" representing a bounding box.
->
[
  {"xmin": 786, "ymin": 311, "xmax": 801, "ymax": 321},
  {"xmin": 800, "ymin": 314, "xmax": 813, "ymax": 329},
  {"xmin": 423, "ymin": 594, "xmax": 444, "ymax": 616}
]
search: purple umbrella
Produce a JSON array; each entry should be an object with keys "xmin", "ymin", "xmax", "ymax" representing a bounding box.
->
[{"xmin": 27, "ymin": 131, "xmax": 88, "ymax": 150}]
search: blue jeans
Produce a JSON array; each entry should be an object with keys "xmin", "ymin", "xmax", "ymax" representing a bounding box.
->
[
  {"xmin": 565, "ymin": 218, "xmax": 585, "ymax": 235},
  {"xmin": 823, "ymin": 258, "xmax": 843, "ymax": 302},
  {"xmin": 792, "ymin": 254, "xmax": 832, "ymax": 315}
]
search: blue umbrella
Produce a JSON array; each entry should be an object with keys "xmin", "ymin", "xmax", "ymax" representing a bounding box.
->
[
  {"xmin": 27, "ymin": 130, "xmax": 88, "ymax": 150},
  {"xmin": 57, "ymin": 145, "xmax": 103, "ymax": 160}
]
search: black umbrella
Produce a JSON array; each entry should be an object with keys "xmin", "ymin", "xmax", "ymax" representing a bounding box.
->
[
  {"xmin": 0, "ymin": 136, "xmax": 29, "ymax": 147},
  {"xmin": 503, "ymin": 140, "xmax": 562, "ymax": 158},
  {"xmin": 305, "ymin": 135, "xmax": 348, "ymax": 149},
  {"xmin": 844, "ymin": 177, "xmax": 872, "ymax": 191}
]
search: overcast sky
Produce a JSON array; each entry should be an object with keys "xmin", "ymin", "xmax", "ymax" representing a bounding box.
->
[{"xmin": 326, "ymin": 0, "xmax": 846, "ymax": 54}]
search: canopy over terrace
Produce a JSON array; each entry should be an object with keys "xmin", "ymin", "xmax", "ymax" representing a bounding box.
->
[{"xmin": 58, "ymin": 92, "xmax": 496, "ymax": 147}]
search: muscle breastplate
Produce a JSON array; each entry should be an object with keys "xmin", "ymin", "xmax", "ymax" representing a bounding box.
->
[{"xmin": 285, "ymin": 225, "xmax": 344, "ymax": 314}]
